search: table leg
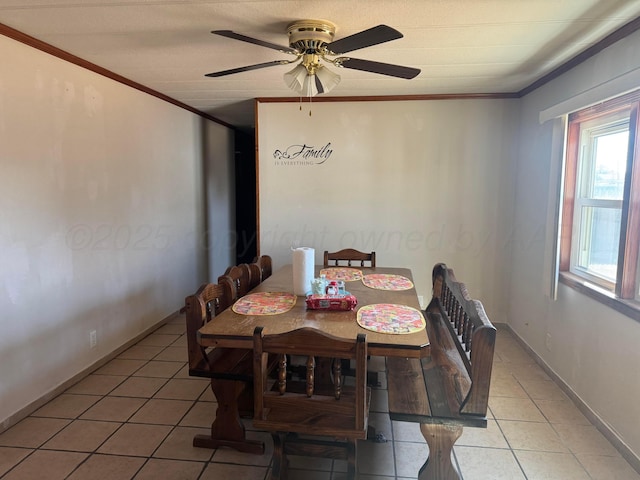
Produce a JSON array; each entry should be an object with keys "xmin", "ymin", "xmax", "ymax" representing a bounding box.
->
[
  {"xmin": 417, "ymin": 423, "xmax": 462, "ymax": 480},
  {"xmin": 192, "ymin": 377, "xmax": 264, "ymax": 454}
]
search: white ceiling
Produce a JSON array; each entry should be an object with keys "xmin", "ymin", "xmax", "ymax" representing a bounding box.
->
[{"xmin": 2, "ymin": 1, "xmax": 640, "ymax": 130}]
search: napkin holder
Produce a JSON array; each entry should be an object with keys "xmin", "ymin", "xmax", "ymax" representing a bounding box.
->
[{"xmin": 305, "ymin": 293, "xmax": 357, "ymax": 311}]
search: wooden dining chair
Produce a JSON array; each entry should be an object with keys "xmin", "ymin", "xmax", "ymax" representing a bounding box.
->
[
  {"xmin": 253, "ymin": 326, "xmax": 370, "ymax": 480},
  {"xmin": 246, "ymin": 262, "xmax": 262, "ymax": 290},
  {"xmin": 323, "ymin": 248, "xmax": 376, "ymax": 267},
  {"xmin": 324, "ymin": 249, "xmax": 378, "ymax": 385},
  {"xmin": 219, "ymin": 264, "xmax": 251, "ymax": 301},
  {"xmin": 184, "ymin": 283, "xmax": 261, "ymax": 451},
  {"xmin": 185, "ymin": 282, "xmax": 232, "ymax": 377},
  {"xmin": 252, "ymin": 254, "xmax": 273, "ymax": 280}
]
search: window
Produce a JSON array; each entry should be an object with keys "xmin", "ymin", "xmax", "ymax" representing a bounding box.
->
[{"xmin": 560, "ymin": 90, "xmax": 640, "ymax": 315}]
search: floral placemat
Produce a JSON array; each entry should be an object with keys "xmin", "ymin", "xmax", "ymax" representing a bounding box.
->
[
  {"xmin": 356, "ymin": 303, "xmax": 425, "ymax": 334},
  {"xmin": 232, "ymin": 292, "xmax": 297, "ymax": 315},
  {"xmin": 319, "ymin": 267, "xmax": 363, "ymax": 282},
  {"xmin": 362, "ymin": 274, "xmax": 414, "ymax": 291}
]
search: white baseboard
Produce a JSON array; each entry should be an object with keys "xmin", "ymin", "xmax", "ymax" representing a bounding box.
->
[
  {"xmin": 1, "ymin": 309, "xmax": 181, "ymax": 433},
  {"xmin": 495, "ymin": 322, "xmax": 640, "ymax": 475}
]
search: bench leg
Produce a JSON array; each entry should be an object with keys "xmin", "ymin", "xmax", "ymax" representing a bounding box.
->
[
  {"xmin": 193, "ymin": 378, "xmax": 265, "ymax": 455},
  {"xmin": 346, "ymin": 439, "xmax": 357, "ymax": 480},
  {"xmin": 270, "ymin": 433, "xmax": 289, "ymax": 480},
  {"xmin": 418, "ymin": 424, "xmax": 463, "ymax": 480}
]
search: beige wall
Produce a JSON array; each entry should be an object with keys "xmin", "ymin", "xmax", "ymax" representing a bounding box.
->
[
  {"xmin": 257, "ymin": 99, "xmax": 519, "ymax": 321},
  {"xmin": 0, "ymin": 35, "xmax": 234, "ymax": 427},
  {"xmin": 512, "ymin": 30, "xmax": 640, "ymax": 463}
]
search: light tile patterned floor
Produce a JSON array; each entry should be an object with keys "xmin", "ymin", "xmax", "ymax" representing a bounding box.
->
[{"xmin": 1, "ymin": 319, "xmax": 638, "ymax": 479}]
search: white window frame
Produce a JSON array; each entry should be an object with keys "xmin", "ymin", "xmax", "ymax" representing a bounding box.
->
[{"xmin": 570, "ymin": 115, "xmax": 627, "ymax": 289}]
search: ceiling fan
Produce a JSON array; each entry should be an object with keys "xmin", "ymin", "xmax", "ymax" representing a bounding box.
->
[{"xmin": 205, "ymin": 19, "xmax": 421, "ymax": 96}]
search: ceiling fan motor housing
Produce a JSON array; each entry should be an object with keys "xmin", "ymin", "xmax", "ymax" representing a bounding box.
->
[{"xmin": 287, "ymin": 20, "xmax": 336, "ymax": 53}]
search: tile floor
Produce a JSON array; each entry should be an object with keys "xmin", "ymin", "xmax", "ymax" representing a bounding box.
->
[{"xmin": 1, "ymin": 318, "xmax": 639, "ymax": 480}]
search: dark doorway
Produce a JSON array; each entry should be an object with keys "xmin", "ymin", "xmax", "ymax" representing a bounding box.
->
[{"xmin": 234, "ymin": 130, "xmax": 257, "ymax": 264}]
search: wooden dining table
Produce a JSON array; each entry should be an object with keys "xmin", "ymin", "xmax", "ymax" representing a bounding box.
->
[{"xmin": 195, "ymin": 263, "xmax": 431, "ymax": 453}]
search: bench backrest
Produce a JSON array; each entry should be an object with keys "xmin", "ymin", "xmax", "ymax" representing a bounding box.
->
[{"xmin": 427, "ymin": 263, "xmax": 496, "ymax": 416}]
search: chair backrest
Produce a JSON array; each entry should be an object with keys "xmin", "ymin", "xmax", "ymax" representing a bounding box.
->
[
  {"xmin": 323, "ymin": 249, "xmax": 376, "ymax": 267},
  {"xmin": 246, "ymin": 262, "xmax": 262, "ymax": 290},
  {"xmin": 253, "ymin": 326, "xmax": 369, "ymax": 438},
  {"xmin": 252, "ymin": 255, "xmax": 273, "ymax": 280},
  {"xmin": 184, "ymin": 283, "xmax": 231, "ymax": 374},
  {"xmin": 219, "ymin": 264, "xmax": 251, "ymax": 301}
]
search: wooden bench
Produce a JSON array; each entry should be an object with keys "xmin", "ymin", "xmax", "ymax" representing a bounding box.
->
[{"xmin": 386, "ymin": 263, "xmax": 496, "ymax": 480}]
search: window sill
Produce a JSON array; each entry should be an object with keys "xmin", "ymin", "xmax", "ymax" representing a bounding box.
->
[{"xmin": 559, "ymin": 272, "xmax": 640, "ymax": 322}]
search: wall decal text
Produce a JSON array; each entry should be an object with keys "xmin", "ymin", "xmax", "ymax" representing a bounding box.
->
[{"xmin": 273, "ymin": 142, "xmax": 333, "ymax": 166}]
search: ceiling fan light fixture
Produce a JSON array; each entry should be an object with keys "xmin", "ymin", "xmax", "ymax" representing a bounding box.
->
[
  {"xmin": 314, "ymin": 64, "xmax": 341, "ymax": 93},
  {"xmin": 301, "ymin": 74, "xmax": 319, "ymax": 97},
  {"xmin": 284, "ymin": 62, "xmax": 340, "ymax": 96},
  {"xmin": 283, "ymin": 63, "xmax": 308, "ymax": 92}
]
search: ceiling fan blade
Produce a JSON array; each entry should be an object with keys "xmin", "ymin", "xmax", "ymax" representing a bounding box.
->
[
  {"xmin": 212, "ymin": 30, "xmax": 297, "ymax": 54},
  {"xmin": 326, "ymin": 25, "xmax": 403, "ymax": 54},
  {"xmin": 205, "ymin": 60, "xmax": 290, "ymax": 77},
  {"xmin": 337, "ymin": 58, "xmax": 420, "ymax": 79}
]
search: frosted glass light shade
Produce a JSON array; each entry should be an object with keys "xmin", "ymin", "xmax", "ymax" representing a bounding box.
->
[
  {"xmin": 284, "ymin": 63, "xmax": 340, "ymax": 96},
  {"xmin": 284, "ymin": 64, "xmax": 308, "ymax": 92},
  {"xmin": 315, "ymin": 65, "xmax": 340, "ymax": 94}
]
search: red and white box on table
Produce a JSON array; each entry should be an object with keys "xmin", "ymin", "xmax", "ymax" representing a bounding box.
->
[{"xmin": 305, "ymin": 293, "xmax": 358, "ymax": 311}]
